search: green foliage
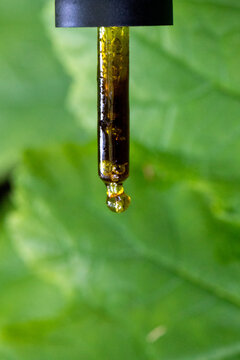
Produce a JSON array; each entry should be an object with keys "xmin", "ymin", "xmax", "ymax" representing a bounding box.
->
[
  {"xmin": 0, "ymin": 0, "xmax": 82, "ymax": 178},
  {"xmin": 5, "ymin": 143, "xmax": 240, "ymax": 359},
  {"xmin": 0, "ymin": 0, "xmax": 240, "ymax": 359},
  {"xmin": 48, "ymin": 0, "xmax": 240, "ymax": 179}
]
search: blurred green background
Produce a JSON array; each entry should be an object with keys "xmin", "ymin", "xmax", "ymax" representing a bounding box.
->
[{"xmin": 0, "ymin": 0, "xmax": 240, "ymax": 359}]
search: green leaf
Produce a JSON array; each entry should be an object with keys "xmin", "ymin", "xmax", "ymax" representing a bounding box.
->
[
  {"xmin": 2, "ymin": 0, "xmax": 240, "ymax": 358},
  {"xmin": 47, "ymin": 0, "xmax": 240, "ymax": 179},
  {"xmin": 6, "ymin": 143, "xmax": 240, "ymax": 359},
  {"xmin": 0, "ymin": 203, "xmax": 68, "ymax": 359},
  {"xmin": 0, "ymin": 0, "xmax": 83, "ymax": 178}
]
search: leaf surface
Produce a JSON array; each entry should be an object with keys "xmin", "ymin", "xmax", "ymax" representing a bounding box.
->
[
  {"xmin": 6, "ymin": 143, "xmax": 240, "ymax": 359},
  {"xmin": 2, "ymin": 0, "xmax": 240, "ymax": 358},
  {"xmin": 47, "ymin": 0, "xmax": 240, "ymax": 180},
  {"xmin": 0, "ymin": 0, "xmax": 82, "ymax": 178}
]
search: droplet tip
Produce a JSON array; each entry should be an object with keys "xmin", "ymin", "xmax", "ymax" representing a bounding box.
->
[{"xmin": 106, "ymin": 182, "xmax": 131, "ymax": 213}]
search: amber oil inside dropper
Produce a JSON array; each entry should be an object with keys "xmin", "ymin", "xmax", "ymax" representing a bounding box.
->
[{"xmin": 98, "ymin": 26, "xmax": 131, "ymax": 213}]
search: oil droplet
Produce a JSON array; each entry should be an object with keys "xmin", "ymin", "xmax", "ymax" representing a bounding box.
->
[{"xmin": 106, "ymin": 182, "xmax": 131, "ymax": 213}]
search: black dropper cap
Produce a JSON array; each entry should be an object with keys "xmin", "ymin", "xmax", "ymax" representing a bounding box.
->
[{"xmin": 55, "ymin": 0, "xmax": 173, "ymax": 28}]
